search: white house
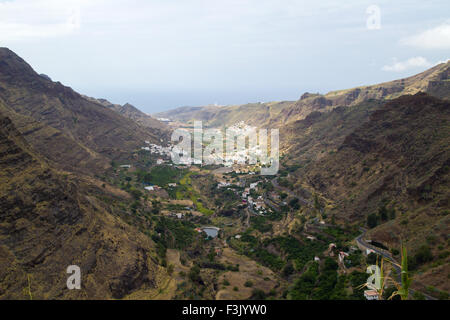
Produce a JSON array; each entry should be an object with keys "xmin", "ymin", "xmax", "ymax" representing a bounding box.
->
[
  {"xmin": 249, "ymin": 182, "xmax": 259, "ymax": 189},
  {"xmin": 364, "ymin": 290, "xmax": 379, "ymax": 300},
  {"xmin": 339, "ymin": 251, "xmax": 349, "ymax": 263}
]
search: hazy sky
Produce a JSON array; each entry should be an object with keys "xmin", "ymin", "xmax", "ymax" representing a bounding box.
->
[{"xmin": 1, "ymin": 0, "xmax": 449, "ymax": 113}]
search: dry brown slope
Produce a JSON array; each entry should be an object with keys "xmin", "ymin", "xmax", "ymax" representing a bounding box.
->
[
  {"xmin": 300, "ymin": 93, "xmax": 449, "ymax": 252},
  {"xmin": 0, "ymin": 113, "xmax": 162, "ymax": 299},
  {"xmin": 157, "ymin": 61, "xmax": 449, "ymax": 129},
  {"xmin": 0, "ymin": 47, "xmax": 164, "ymax": 173}
]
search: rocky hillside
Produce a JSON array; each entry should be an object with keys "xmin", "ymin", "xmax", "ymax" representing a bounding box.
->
[
  {"xmin": 288, "ymin": 93, "xmax": 449, "ymax": 254},
  {"xmin": 157, "ymin": 61, "xmax": 449, "ymax": 128},
  {"xmin": 0, "ymin": 47, "xmax": 165, "ymax": 173},
  {"xmin": 155, "ymin": 101, "xmax": 295, "ymax": 128},
  {"xmin": 277, "ymin": 60, "xmax": 449, "ymax": 125},
  {"xmin": 0, "ymin": 113, "xmax": 162, "ymax": 299},
  {"xmin": 280, "ymin": 99, "xmax": 385, "ymax": 164},
  {"xmin": 84, "ymin": 96, "xmax": 168, "ymax": 131}
]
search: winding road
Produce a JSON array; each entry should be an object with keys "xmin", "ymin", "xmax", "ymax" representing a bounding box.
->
[
  {"xmin": 356, "ymin": 228, "xmax": 436, "ymax": 300},
  {"xmin": 269, "ymin": 176, "xmax": 438, "ymax": 300}
]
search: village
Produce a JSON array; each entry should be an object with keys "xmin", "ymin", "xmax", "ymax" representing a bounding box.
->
[{"xmin": 104, "ymin": 131, "xmax": 394, "ymax": 300}]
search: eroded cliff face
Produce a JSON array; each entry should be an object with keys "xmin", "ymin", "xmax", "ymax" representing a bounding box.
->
[{"xmin": 0, "ymin": 113, "xmax": 160, "ymax": 299}]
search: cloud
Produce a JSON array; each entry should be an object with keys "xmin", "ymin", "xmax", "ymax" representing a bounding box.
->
[
  {"xmin": 382, "ymin": 57, "xmax": 432, "ymax": 72},
  {"xmin": 400, "ymin": 23, "xmax": 450, "ymax": 49},
  {"xmin": 0, "ymin": 0, "xmax": 81, "ymax": 42}
]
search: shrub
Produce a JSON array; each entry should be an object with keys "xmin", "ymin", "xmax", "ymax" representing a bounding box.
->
[
  {"xmin": 414, "ymin": 245, "xmax": 433, "ymax": 265},
  {"xmin": 367, "ymin": 213, "xmax": 378, "ymax": 228},
  {"xmin": 189, "ymin": 265, "xmax": 201, "ymax": 283},
  {"xmin": 366, "ymin": 252, "xmax": 378, "ymax": 265},
  {"xmin": 250, "ymin": 289, "xmax": 267, "ymax": 300},
  {"xmin": 413, "ymin": 291, "xmax": 425, "ymax": 300},
  {"xmin": 438, "ymin": 291, "xmax": 449, "ymax": 300}
]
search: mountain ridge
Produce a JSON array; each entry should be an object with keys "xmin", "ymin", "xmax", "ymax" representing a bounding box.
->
[
  {"xmin": 0, "ymin": 47, "xmax": 165, "ymax": 174},
  {"xmin": 156, "ymin": 60, "xmax": 449, "ymax": 128}
]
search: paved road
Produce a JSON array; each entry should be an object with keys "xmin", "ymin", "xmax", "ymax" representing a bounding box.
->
[
  {"xmin": 356, "ymin": 229, "xmax": 436, "ymax": 300},
  {"xmin": 270, "ymin": 177, "xmax": 437, "ymax": 300}
]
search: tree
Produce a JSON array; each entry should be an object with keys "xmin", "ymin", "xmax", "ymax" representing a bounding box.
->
[
  {"xmin": 323, "ymin": 257, "xmax": 338, "ymax": 271},
  {"xmin": 289, "ymin": 198, "xmax": 300, "ymax": 210},
  {"xmin": 282, "ymin": 263, "xmax": 294, "ymax": 277},
  {"xmin": 367, "ymin": 213, "xmax": 378, "ymax": 228},
  {"xmin": 244, "ymin": 280, "xmax": 254, "ymax": 287},
  {"xmin": 189, "ymin": 265, "xmax": 201, "ymax": 283},
  {"xmin": 250, "ymin": 289, "xmax": 267, "ymax": 300},
  {"xmin": 129, "ymin": 187, "xmax": 142, "ymax": 200},
  {"xmin": 367, "ymin": 252, "xmax": 378, "ymax": 265},
  {"xmin": 378, "ymin": 205, "xmax": 388, "ymax": 221},
  {"xmin": 414, "ymin": 245, "xmax": 433, "ymax": 265}
]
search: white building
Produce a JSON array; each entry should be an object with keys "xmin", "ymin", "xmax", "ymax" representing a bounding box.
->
[
  {"xmin": 364, "ymin": 290, "xmax": 379, "ymax": 300},
  {"xmin": 249, "ymin": 182, "xmax": 259, "ymax": 189},
  {"xmin": 339, "ymin": 251, "xmax": 349, "ymax": 263}
]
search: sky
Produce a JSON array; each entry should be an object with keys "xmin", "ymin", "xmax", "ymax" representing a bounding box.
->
[{"xmin": 0, "ymin": 0, "xmax": 449, "ymax": 113}]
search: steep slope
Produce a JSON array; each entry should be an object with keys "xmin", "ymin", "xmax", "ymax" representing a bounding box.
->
[
  {"xmin": 83, "ymin": 96, "xmax": 168, "ymax": 131},
  {"xmin": 157, "ymin": 61, "xmax": 449, "ymax": 129},
  {"xmin": 0, "ymin": 47, "xmax": 164, "ymax": 173},
  {"xmin": 278, "ymin": 60, "xmax": 449, "ymax": 125},
  {"xmin": 296, "ymin": 93, "xmax": 449, "ymax": 253},
  {"xmin": 155, "ymin": 101, "xmax": 295, "ymax": 128},
  {"xmin": 0, "ymin": 113, "xmax": 162, "ymax": 299},
  {"xmin": 281, "ymin": 99, "xmax": 385, "ymax": 164}
]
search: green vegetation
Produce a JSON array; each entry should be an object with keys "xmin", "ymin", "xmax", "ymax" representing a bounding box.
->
[
  {"xmin": 153, "ymin": 217, "xmax": 198, "ymax": 249},
  {"xmin": 288, "ymin": 258, "xmax": 346, "ymax": 300},
  {"xmin": 137, "ymin": 165, "xmax": 185, "ymax": 186},
  {"xmin": 177, "ymin": 172, "xmax": 214, "ymax": 215},
  {"xmin": 250, "ymin": 216, "xmax": 273, "ymax": 233}
]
